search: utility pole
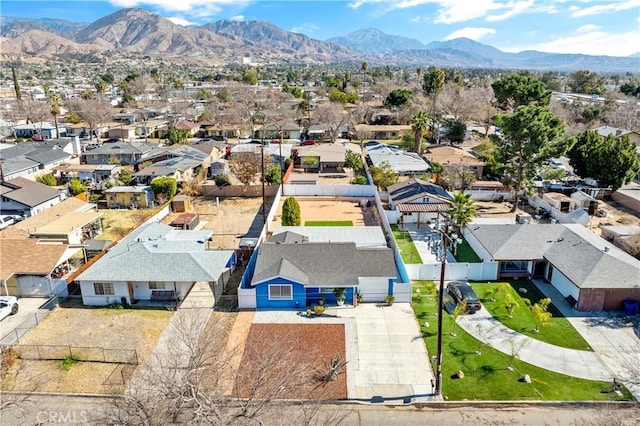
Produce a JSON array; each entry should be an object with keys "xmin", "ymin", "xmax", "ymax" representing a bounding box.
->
[{"xmin": 435, "ymin": 221, "xmax": 449, "ymax": 396}]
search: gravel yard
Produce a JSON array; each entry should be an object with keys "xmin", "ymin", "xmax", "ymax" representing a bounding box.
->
[{"xmin": 235, "ymin": 323, "xmax": 347, "ymax": 400}]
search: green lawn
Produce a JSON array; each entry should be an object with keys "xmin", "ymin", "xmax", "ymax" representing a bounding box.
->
[
  {"xmin": 454, "ymin": 239, "xmax": 482, "ymax": 263},
  {"xmin": 390, "ymin": 224, "xmax": 421, "ymax": 264},
  {"xmin": 470, "ymin": 281, "xmax": 592, "ymax": 351},
  {"xmin": 305, "ymin": 221, "xmax": 353, "ymax": 226},
  {"xmin": 412, "ymin": 280, "xmax": 632, "ymax": 401}
]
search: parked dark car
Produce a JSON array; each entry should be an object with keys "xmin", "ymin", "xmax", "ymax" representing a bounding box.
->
[{"xmin": 447, "ymin": 281, "xmax": 482, "ymax": 313}]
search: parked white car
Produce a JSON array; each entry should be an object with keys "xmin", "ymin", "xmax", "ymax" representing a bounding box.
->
[
  {"xmin": 0, "ymin": 215, "xmax": 16, "ymax": 230},
  {"xmin": 0, "ymin": 296, "xmax": 19, "ymax": 321}
]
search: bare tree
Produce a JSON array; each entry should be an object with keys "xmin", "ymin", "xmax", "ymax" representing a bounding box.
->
[
  {"xmin": 314, "ymin": 102, "xmax": 349, "ymax": 143},
  {"xmin": 1, "ymin": 100, "xmax": 24, "ymax": 138},
  {"xmin": 69, "ymin": 98, "xmax": 114, "ymax": 141},
  {"xmin": 468, "ymin": 85, "xmax": 498, "ymax": 137},
  {"xmin": 98, "ymin": 309, "xmax": 345, "ymax": 425},
  {"xmin": 605, "ymin": 101, "xmax": 640, "ymax": 131},
  {"xmin": 20, "ymin": 97, "xmax": 49, "ymax": 133},
  {"xmin": 442, "ymin": 165, "xmax": 478, "ymax": 192},
  {"xmin": 229, "ymin": 150, "xmax": 264, "ymax": 187}
]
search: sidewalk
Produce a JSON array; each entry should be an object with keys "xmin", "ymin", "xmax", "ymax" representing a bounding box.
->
[{"xmin": 456, "ymin": 306, "xmax": 613, "ymax": 381}]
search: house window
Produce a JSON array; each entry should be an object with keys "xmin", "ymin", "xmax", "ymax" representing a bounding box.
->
[
  {"xmin": 94, "ymin": 282, "xmax": 114, "ymax": 295},
  {"xmin": 268, "ymin": 284, "xmax": 292, "ymax": 300},
  {"xmin": 149, "ymin": 281, "xmax": 165, "ymax": 290},
  {"xmin": 500, "ymin": 261, "xmax": 528, "ymax": 272}
]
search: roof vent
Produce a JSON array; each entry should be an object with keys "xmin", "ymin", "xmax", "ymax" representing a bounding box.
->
[{"xmin": 603, "ymin": 246, "xmax": 610, "ymax": 253}]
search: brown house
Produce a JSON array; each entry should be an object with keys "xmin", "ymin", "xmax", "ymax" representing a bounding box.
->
[{"xmin": 424, "ymin": 145, "xmax": 485, "ymax": 178}]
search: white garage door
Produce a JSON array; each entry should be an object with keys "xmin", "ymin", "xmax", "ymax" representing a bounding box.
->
[{"xmin": 17, "ymin": 276, "xmax": 50, "ymax": 297}]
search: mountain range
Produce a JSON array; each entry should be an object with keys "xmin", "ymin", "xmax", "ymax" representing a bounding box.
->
[{"xmin": 1, "ymin": 8, "xmax": 637, "ymax": 71}]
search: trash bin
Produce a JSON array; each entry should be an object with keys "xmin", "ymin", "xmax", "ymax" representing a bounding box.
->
[{"xmin": 623, "ymin": 299, "xmax": 639, "ymax": 315}]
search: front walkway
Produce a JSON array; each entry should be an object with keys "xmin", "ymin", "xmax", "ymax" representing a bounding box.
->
[
  {"xmin": 400, "ymin": 223, "xmax": 455, "ymax": 264},
  {"xmin": 180, "ymin": 281, "xmax": 215, "ymax": 309},
  {"xmin": 531, "ymin": 279, "xmax": 640, "ymax": 399},
  {"xmin": 253, "ymin": 303, "xmax": 435, "ymax": 403},
  {"xmin": 456, "ymin": 306, "xmax": 613, "ymax": 381}
]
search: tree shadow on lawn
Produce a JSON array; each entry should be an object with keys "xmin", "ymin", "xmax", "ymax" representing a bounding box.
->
[{"xmin": 507, "ymin": 280, "xmax": 562, "ymax": 317}]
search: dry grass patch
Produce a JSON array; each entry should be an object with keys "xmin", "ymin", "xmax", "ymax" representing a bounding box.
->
[
  {"xmin": 1, "ymin": 307, "xmax": 172, "ymax": 394},
  {"xmin": 97, "ymin": 208, "xmax": 159, "ymax": 241}
]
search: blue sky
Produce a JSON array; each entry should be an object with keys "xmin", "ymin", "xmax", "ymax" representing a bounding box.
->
[{"xmin": 3, "ymin": 0, "xmax": 640, "ymax": 56}]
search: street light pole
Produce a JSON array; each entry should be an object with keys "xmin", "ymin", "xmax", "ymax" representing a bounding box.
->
[{"xmin": 434, "ymin": 221, "xmax": 449, "ymax": 396}]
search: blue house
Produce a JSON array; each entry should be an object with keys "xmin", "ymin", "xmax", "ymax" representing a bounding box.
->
[{"xmin": 248, "ymin": 231, "xmax": 398, "ymax": 309}]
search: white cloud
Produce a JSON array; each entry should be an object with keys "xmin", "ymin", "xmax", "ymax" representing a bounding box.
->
[
  {"xmin": 444, "ymin": 27, "xmax": 496, "ymax": 41},
  {"xmin": 349, "ymin": 0, "xmax": 551, "ymax": 24},
  {"xmin": 570, "ymin": 0, "xmax": 640, "ymax": 17},
  {"xmin": 501, "ymin": 28, "xmax": 640, "ymax": 56},
  {"xmin": 576, "ymin": 24, "xmax": 600, "ymax": 33},
  {"xmin": 109, "ymin": 0, "xmax": 243, "ymax": 15},
  {"xmin": 433, "ymin": 1, "xmax": 503, "ymax": 24},
  {"xmin": 166, "ymin": 17, "xmax": 197, "ymax": 26},
  {"xmin": 291, "ymin": 23, "xmax": 319, "ymax": 35},
  {"xmin": 230, "ymin": 15, "xmax": 245, "ymax": 21},
  {"xmin": 486, "ymin": 0, "xmax": 534, "ymax": 22}
]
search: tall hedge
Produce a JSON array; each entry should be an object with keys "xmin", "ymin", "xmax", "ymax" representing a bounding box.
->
[
  {"xmin": 281, "ymin": 197, "xmax": 301, "ymax": 226},
  {"xmin": 150, "ymin": 177, "xmax": 177, "ymax": 201}
]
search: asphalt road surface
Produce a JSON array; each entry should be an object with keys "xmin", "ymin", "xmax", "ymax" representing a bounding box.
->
[{"xmin": 2, "ymin": 393, "xmax": 639, "ymax": 425}]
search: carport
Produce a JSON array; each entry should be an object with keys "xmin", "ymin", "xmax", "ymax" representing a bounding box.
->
[{"xmin": 0, "ymin": 239, "xmax": 71, "ymax": 297}]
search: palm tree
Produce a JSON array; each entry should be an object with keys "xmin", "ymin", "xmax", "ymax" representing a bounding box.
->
[
  {"xmin": 447, "ymin": 192, "xmax": 477, "ymax": 234},
  {"xmin": 361, "ymin": 62, "xmax": 368, "ymax": 86},
  {"xmin": 429, "ymin": 161, "xmax": 444, "ymax": 185},
  {"xmin": 94, "ymin": 79, "xmax": 108, "ymax": 98},
  {"xmin": 410, "ymin": 111, "xmax": 429, "ymax": 154},
  {"xmin": 49, "ymin": 93, "xmax": 62, "ymax": 139}
]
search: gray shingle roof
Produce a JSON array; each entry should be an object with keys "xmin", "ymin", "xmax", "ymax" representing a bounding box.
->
[
  {"xmin": 388, "ymin": 177, "xmax": 452, "ymax": 204},
  {"xmin": 77, "ymin": 222, "xmax": 233, "ymax": 282},
  {"xmin": 0, "ymin": 178, "xmax": 63, "ymax": 207},
  {"xmin": 251, "ymin": 241, "xmax": 397, "ymax": 287},
  {"xmin": 468, "ymin": 224, "xmax": 640, "ymax": 289}
]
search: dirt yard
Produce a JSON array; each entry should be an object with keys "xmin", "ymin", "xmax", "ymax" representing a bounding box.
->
[
  {"xmin": 98, "ymin": 208, "xmax": 159, "ymax": 241},
  {"xmin": 234, "ymin": 323, "xmax": 347, "ymax": 400},
  {"xmin": 1, "ymin": 308, "xmax": 172, "ymax": 394},
  {"xmin": 271, "ymin": 198, "xmax": 373, "ymax": 230},
  {"xmin": 474, "ymin": 199, "xmax": 640, "ymax": 236},
  {"xmin": 162, "ymin": 197, "xmax": 266, "ymax": 249}
]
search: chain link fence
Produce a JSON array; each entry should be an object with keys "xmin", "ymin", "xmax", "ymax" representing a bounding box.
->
[
  {"xmin": 0, "ymin": 296, "xmax": 59, "ymax": 347},
  {"xmin": 14, "ymin": 344, "xmax": 138, "ymax": 364}
]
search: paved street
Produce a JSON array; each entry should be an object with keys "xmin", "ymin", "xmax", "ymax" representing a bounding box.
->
[{"xmin": 2, "ymin": 393, "xmax": 638, "ymax": 425}]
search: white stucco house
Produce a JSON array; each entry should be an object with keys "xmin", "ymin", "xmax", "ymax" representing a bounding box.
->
[{"xmin": 76, "ymin": 222, "xmax": 236, "ymax": 306}]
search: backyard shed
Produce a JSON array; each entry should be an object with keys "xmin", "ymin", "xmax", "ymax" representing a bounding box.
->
[
  {"xmin": 172, "ymin": 195, "xmax": 191, "ymax": 212},
  {"xmin": 170, "ymin": 213, "xmax": 200, "ymax": 230}
]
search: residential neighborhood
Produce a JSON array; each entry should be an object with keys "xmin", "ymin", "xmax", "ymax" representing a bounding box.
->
[{"xmin": 1, "ymin": 10, "xmax": 639, "ymax": 422}]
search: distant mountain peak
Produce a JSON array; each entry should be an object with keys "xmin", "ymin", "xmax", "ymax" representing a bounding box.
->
[{"xmin": 327, "ymin": 28, "xmax": 424, "ymax": 54}]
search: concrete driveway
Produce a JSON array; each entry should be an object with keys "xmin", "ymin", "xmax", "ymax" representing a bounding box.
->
[
  {"xmin": 253, "ymin": 303, "xmax": 435, "ymax": 403},
  {"xmin": 0, "ymin": 297, "xmax": 50, "ymax": 344}
]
